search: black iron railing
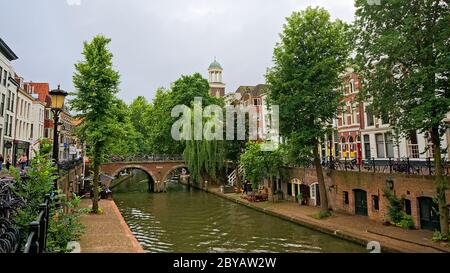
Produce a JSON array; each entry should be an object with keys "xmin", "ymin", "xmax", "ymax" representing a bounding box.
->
[
  {"xmin": 323, "ymin": 157, "xmax": 450, "ymax": 176},
  {"xmin": 57, "ymin": 157, "xmax": 83, "ymax": 171},
  {"xmin": 23, "ymin": 194, "xmax": 50, "ymax": 254},
  {"xmin": 0, "ymin": 177, "xmax": 24, "ymax": 253},
  {"xmin": 0, "ymin": 218, "xmax": 20, "ymax": 253},
  {"xmin": 108, "ymin": 154, "xmax": 184, "ymax": 162}
]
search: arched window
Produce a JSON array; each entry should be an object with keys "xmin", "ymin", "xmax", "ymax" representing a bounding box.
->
[{"xmin": 348, "ymin": 136, "xmax": 354, "ymax": 152}]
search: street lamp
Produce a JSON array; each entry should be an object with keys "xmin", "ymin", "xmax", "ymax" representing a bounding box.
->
[
  {"xmin": 327, "ymin": 124, "xmax": 334, "ymax": 169},
  {"xmin": 49, "ymin": 85, "xmax": 68, "ymax": 163}
]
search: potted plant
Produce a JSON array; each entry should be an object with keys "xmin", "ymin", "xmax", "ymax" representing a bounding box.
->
[{"xmin": 296, "ymin": 193, "xmax": 303, "ymax": 205}]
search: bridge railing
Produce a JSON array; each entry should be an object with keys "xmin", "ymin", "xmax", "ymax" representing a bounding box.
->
[{"xmin": 107, "ymin": 154, "xmax": 184, "ymax": 162}]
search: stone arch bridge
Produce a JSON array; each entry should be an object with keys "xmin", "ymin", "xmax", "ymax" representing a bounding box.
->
[{"xmin": 100, "ymin": 160, "xmax": 188, "ymax": 192}]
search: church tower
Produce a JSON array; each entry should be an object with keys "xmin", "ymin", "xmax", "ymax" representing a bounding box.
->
[{"xmin": 208, "ymin": 58, "xmax": 225, "ymax": 97}]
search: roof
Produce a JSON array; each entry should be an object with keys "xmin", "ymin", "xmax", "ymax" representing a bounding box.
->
[
  {"xmin": 0, "ymin": 38, "xmax": 18, "ymax": 61},
  {"xmin": 24, "ymin": 82, "xmax": 50, "ymax": 104},
  {"xmin": 208, "ymin": 59, "xmax": 222, "ymax": 70},
  {"xmin": 235, "ymin": 84, "xmax": 268, "ymax": 97}
]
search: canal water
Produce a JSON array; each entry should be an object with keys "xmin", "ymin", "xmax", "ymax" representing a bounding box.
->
[{"xmin": 113, "ymin": 170, "xmax": 365, "ymax": 253}]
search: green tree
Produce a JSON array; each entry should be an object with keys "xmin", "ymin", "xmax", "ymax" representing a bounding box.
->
[
  {"xmin": 107, "ymin": 99, "xmax": 140, "ymax": 156},
  {"xmin": 239, "ymin": 142, "xmax": 286, "ymax": 190},
  {"xmin": 266, "ymin": 7, "xmax": 351, "ymax": 212},
  {"xmin": 146, "ymin": 88, "xmax": 179, "ymax": 154},
  {"xmin": 129, "ymin": 96, "xmax": 151, "ymax": 154},
  {"xmin": 354, "ymin": 0, "xmax": 449, "ymax": 236},
  {"xmin": 146, "ymin": 74, "xmax": 223, "ymax": 155},
  {"xmin": 71, "ymin": 35, "xmax": 120, "ymax": 213}
]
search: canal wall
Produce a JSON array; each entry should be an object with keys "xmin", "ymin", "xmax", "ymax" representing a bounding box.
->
[
  {"xmin": 203, "ymin": 187, "xmax": 448, "ymax": 253},
  {"xmin": 281, "ymin": 167, "xmax": 450, "ymax": 230}
]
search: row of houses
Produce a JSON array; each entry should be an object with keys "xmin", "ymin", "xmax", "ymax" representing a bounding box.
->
[
  {"xmin": 0, "ymin": 37, "xmax": 81, "ymax": 166},
  {"xmin": 208, "ymin": 59, "xmax": 450, "ymax": 230},
  {"xmin": 207, "ymin": 60, "xmax": 450, "ymax": 163},
  {"xmin": 327, "ymin": 68, "xmax": 450, "ymax": 163}
]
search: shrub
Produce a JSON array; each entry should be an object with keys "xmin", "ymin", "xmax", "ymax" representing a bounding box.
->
[
  {"xmin": 396, "ymin": 213, "xmax": 415, "ymax": 229},
  {"xmin": 312, "ymin": 210, "xmax": 332, "ymax": 219},
  {"xmin": 432, "ymin": 231, "xmax": 449, "ymax": 242}
]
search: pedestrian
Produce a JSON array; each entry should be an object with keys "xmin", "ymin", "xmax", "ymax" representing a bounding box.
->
[
  {"xmin": 18, "ymin": 154, "xmax": 28, "ymax": 171},
  {"xmin": 5, "ymin": 156, "xmax": 11, "ymax": 171},
  {"xmin": 243, "ymin": 180, "xmax": 249, "ymax": 195},
  {"xmin": 0, "ymin": 153, "xmax": 3, "ymax": 171}
]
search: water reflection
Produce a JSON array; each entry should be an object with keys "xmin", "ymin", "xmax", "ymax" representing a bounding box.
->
[{"xmin": 113, "ymin": 170, "xmax": 364, "ymax": 253}]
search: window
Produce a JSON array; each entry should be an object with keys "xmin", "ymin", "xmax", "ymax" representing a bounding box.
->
[
  {"xmin": 385, "ymin": 133, "xmax": 394, "ymax": 158},
  {"xmin": 0, "ymin": 94, "xmax": 4, "ymax": 117},
  {"xmin": 253, "ymin": 98, "xmax": 261, "ymax": 106},
  {"xmin": 30, "ymin": 124, "xmax": 33, "ymax": 139},
  {"xmin": 376, "ymin": 133, "xmax": 385, "ymax": 158},
  {"xmin": 343, "ymin": 191, "xmax": 349, "ymax": 205},
  {"xmin": 0, "ymin": 67, "xmax": 2, "ymax": 84},
  {"xmin": 372, "ymin": 195, "xmax": 379, "ymax": 211},
  {"xmin": 366, "ymin": 110, "xmax": 374, "ymax": 126},
  {"xmin": 349, "ymin": 80, "xmax": 354, "ymax": 93},
  {"xmin": 11, "ymin": 94, "xmax": 14, "ymax": 113},
  {"xmin": 6, "ymin": 91, "xmax": 10, "ymax": 111},
  {"xmin": 3, "ymin": 70, "xmax": 7, "ymax": 86},
  {"xmin": 9, "ymin": 116, "xmax": 12, "ymax": 136},
  {"xmin": 364, "ymin": 135, "xmax": 371, "ymax": 159},
  {"xmin": 404, "ymin": 199, "xmax": 411, "ymax": 215},
  {"xmin": 4, "ymin": 115, "xmax": 9, "ymax": 137}
]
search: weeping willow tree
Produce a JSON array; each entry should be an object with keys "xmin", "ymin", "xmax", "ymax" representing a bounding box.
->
[
  {"xmin": 182, "ymin": 98, "xmax": 226, "ymax": 186},
  {"xmin": 183, "ymin": 137, "xmax": 226, "ymax": 185}
]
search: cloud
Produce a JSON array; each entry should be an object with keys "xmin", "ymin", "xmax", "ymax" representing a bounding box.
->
[{"xmin": 66, "ymin": 0, "xmax": 81, "ymax": 6}]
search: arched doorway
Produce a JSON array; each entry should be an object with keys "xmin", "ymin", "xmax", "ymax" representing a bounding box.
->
[
  {"xmin": 353, "ymin": 189, "xmax": 368, "ymax": 216},
  {"xmin": 111, "ymin": 167, "xmax": 156, "ymax": 193}
]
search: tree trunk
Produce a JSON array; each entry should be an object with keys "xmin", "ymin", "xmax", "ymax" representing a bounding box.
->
[
  {"xmin": 431, "ymin": 126, "xmax": 449, "ymax": 236},
  {"xmin": 313, "ymin": 140, "xmax": 329, "ymax": 211},
  {"xmin": 91, "ymin": 144, "xmax": 100, "ymax": 213}
]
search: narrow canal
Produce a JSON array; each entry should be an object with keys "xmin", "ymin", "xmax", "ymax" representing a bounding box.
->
[{"xmin": 113, "ymin": 170, "xmax": 365, "ymax": 253}]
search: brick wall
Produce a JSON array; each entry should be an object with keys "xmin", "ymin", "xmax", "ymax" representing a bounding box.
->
[{"xmin": 283, "ymin": 167, "xmax": 450, "ymax": 229}]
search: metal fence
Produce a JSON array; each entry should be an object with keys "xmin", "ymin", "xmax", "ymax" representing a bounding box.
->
[
  {"xmin": 108, "ymin": 154, "xmax": 184, "ymax": 162},
  {"xmin": 57, "ymin": 157, "xmax": 83, "ymax": 171},
  {"xmin": 324, "ymin": 157, "xmax": 450, "ymax": 176},
  {"xmin": 1, "ymin": 175, "xmax": 52, "ymax": 253},
  {"xmin": 23, "ymin": 194, "xmax": 50, "ymax": 254},
  {"xmin": 0, "ymin": 177, "xmax": 24, "ymax": 253}
]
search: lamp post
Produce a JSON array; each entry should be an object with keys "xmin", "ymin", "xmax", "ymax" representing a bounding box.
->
[
  {"xmin": 327, "ymin": 124, "xmax": 334, "ymax": 169},
  {"xmin": 49, "ymin": 85, "xmax": 68, "ymax": 163}
]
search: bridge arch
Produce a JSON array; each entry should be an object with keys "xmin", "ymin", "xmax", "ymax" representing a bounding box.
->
[
  {"xmin": 108, "ymin": 165, "xmax": 157, "ymax": 192},
  {"xmin": 162, "ymin": 164, "xmax": 189, "ymax": 183},
  {"xmin": 109, "ymin": 164, "xmax": 157, "ymax": 182}
]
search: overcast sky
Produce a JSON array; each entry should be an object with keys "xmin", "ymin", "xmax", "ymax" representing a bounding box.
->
[{"xmin": 3, "ymin": 0, "xmax": 355, "ymax": 104}]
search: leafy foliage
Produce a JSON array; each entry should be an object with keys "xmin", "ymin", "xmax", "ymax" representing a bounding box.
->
[
  {"xmin": 383, "ymin": 188, "xmax": 414, "ymax": 229},
  {"xmin": 266, "ymin": 7, "xmax": 351, "ymax": 210},
  {"xmin": 10, "ymin": 139, "xmax": 84, "ymax": 252},
  {"xmin": 239, "ymin": 142, "xmax": 286, "ymax": 189},
  {"xmin": 71, "ymin": 35, "xmax": 120, "ymax": 212},
  {"xmin": 355, "ymin": 0, "xmax": 449, "ymax": 235},
  {"xmin": 46, "ymin": 192, "xmax": 85, "ymax": 253}
]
